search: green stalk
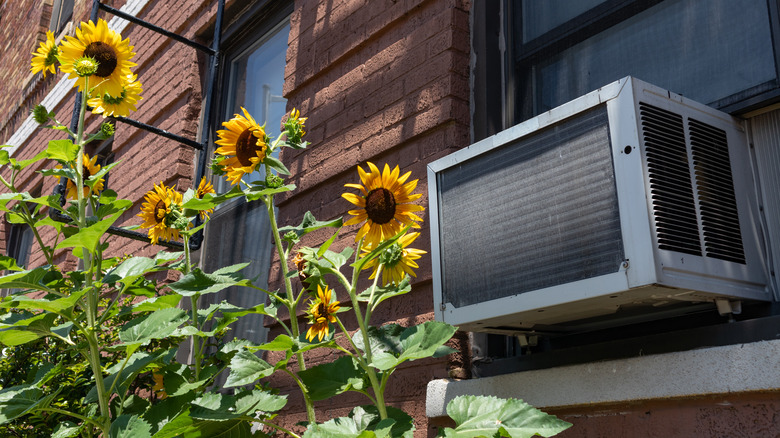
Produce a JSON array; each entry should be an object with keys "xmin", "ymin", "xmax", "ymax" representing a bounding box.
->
[
  {"xmin": 263, "ymin": 189, "xmax": 317, "ymax": 424},
  {"xmin": 73, "ymin": 79, "xmax": 110, "ymax": 434},
  {"xmin": 347, "ymin": 263, "xmax": 388, "ymax": 419},
  {"xmin": 182, "ymin": 234, "xmax": 203, "ymax": 381}
]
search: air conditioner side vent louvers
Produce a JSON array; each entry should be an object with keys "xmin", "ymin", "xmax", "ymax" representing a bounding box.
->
[
  {"xmin": 689, "ymin": 118, "xmax": 747, "ymax": 264},
  {"xmin": 639, "ymin": 103, "xmax": 702, "ymax": 256}
]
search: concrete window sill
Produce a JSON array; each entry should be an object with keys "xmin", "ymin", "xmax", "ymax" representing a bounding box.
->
[{"xmin": 426, "ymin": 339, "xmax": 780, "ymax": 417}]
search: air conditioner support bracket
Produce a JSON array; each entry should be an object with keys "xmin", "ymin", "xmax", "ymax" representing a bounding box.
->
[{"xmin": 715, "ymin": 299, "xmax": 742, "ymax": 318}]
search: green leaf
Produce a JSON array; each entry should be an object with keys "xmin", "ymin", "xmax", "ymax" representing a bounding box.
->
[
  {"xmin": 0, "ymin": 255, "xmax": 23, "ymax": 272},
  {"xmin": 357, "ymin": 276, "xmax": 411, "ymax": 307},
  {"xmin": 15, "ymin": 150, "xmax": 48, "ymax": 170},
  {"xmin": 119, "ymin": 308, "xmax": 188, "ymax": 346},
  {"xmin": 243, "ymin": 183, "xmax": 295, "ymax": 201},
  {"xmin": 190, "ymin": 390, "xmax": 286, "ymax": 421},
  {"xmin": 0, "ymin": 149, "xmax": 9, "ymax": 166},
  {"xmin": 45, "ymin": 139, "xmax": 79, "ymax": 162},
  {"xmin": 354, "ymin": 322, "xmax": 457, "ymax": 371},
  {"xmin": 223, "ymin": 350, "xmax": 274, "ymax": 388},
  {"xmin": 180, "ymin": 185, "xmax": 244, "ymax": 211},
  {"xmin": 88, "ymin": 349, "xmax": 176, "ymax": 403},
  {"xmin": 303, "ymin": 406, "xmax": 414, "ymax": 438},
  {"xmin": 442, "ymin": 395, "xmax": 572, "ymax": 438},
  {"xmin": 0, "ymin": 266, "xmax": 60, "ymax": 294},
  {"xmin": 0, "ymin": 385, "xmax": 43, "ymax": 425},
  {"xmin": 298, "ymin": 356, "xmax": 367, "ymax": 400},
  {"xmin": 104, "ymin": 256, "xmax": 158, "ymax": 285},
  {"xmin": 167, "ymin": 267, "xmax": 250, "ymax": 297},
  {"xmin": 55, "ymin": 215, "xmax": 122, "ymax": 251},
  {"xmin": 0, "ymin": 287, "xmax": 87, "ymax": 315},
  {"xmin": 263, "ymin": 155, "xmax": 290, "ymax": 175},
  {"xmin": 110, "ymin": 415, "xmax": 152, "ymax": 438},
  {"xmin": 52, "ymin": 422, "xmax": 81, "ymax": 438},
  {"xmin": 129, "ymin": 295, "xmax": 182, "ymax": 313},
  {"xmin": 256, "ymin": 334, "xmax": 296, "ymax": 352},
  {"xmin": 278, "ymin": 211, "xmax": 343, "ymax": 240},
  {"xmin": 233, "ymin": 389, "xmax": 287, "ymax": 415}
]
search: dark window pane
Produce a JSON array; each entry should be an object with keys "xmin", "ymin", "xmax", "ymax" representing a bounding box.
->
[
  {"xmin": 521, "ymin": 0, "xmax": 608, "ymax": 42},
  {"xmin": 530, "ymin": 0, "xmax": 775, "ymax": 115}
]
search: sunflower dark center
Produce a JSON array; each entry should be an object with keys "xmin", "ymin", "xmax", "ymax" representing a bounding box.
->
[
  {"xmin": 153, "ymin": 200, "xmax": 167, "ymax": 224},
  {"xmin": 83, "ymin": 41, "xmax": 118, "ymax": 78},
  {"xmin": 236, "ymin": 129, "xmax": 261, "ymax": 166},
  {"xmin": 365, "ymin": 188, "xmax": 396, "ymax": 224},
  {"xmin": 315, "ymin": 302, "xmax": 328, "ymax": 317}
]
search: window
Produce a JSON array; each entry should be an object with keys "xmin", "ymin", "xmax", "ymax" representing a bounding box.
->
[
  {"xmin": 468, "ymin": 0, "xmax": 780, "ymax": 373},
  {"xmin": 49, "ymin": 0, "xmax": 73, "ymax": 34},
  {"xmin": 3, "ymin": 186, "xmax": 41, "ymax": 296},
  {"xmin": 201, "ymin": 4, "xmax": 291, "ymax": 346},
  {"xmin": 473, "ymin": 0, "xmax": 780, "ymax": 140}
]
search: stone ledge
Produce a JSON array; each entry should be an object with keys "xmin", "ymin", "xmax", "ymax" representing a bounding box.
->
[{"xmin": 426, "ymin": 339, "xmax": 780, "ymax": 417}]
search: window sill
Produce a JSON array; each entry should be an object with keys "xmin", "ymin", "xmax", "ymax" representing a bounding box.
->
[{"xmin": 426, "ymin": 338, "xmax": 780, "ymax": 417}]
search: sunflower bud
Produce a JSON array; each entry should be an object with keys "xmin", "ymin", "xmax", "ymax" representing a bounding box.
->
[
  {"xmin": 32, "ymin": 104, "xmax": 50, "ymax": 124},
  {"xmin": 378, "ymin": 242, "xmax": 404, "ymax": 267},
  {"xmin": 284, "ymin": 108, "xmax": 307, "ymax": 148},
  {"xmin": 266, "ymin": 174, "xmax": 284, "ymax": 188},
  {"xmin": 283, "ymin": 231, "xmax": 299, "ymax": 243},
  {"xmin": 73, "ymin": 56, "xmax": 99, "ymax": 77},
  {"xmin": 99, "ymin": 122, "xmax": 115, "ymax": 138}
]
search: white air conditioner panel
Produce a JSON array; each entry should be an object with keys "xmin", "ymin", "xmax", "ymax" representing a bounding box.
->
[{"xmin": 429, "ymin": 77, "xmax": 772, "ymax": 334}]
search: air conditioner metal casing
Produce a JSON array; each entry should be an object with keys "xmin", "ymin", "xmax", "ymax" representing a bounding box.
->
[{"xmin": 428, "ymin": 77, "xmax": 772, "ymax": 334}]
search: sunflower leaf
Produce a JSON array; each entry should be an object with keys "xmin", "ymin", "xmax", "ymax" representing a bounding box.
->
[
  {"xmin": 357, "ymin": 276, "xmax": 411, "ymax": 306},
  {"xmin": 442, "ymin": 395, "xmax": 572, "ymax": 438},
  {"xmin": 297, "ymin": 356, "xmax": 367, "ymax": 400},
  {"xmin": 223, "ymin": 350, "xmax": 274, "ymax": 388},
  {"xmin": 167, "ymin": 267, "xmax": 251, "ymax": 297},
  {"xmin": 55, "ymin": 214, "xmax": 122, "ymax": 251},
  {"xmin": 353, "ymin": 322, "xmax": 456, "ymax": 371},
  {"xmin": 243, "ymin": 183, "xmax": 295, "ymax": 201},
  {"xmin": 180, "ymin": 185, "xmax": 244, "ymax": 211},
  {"xmin": 278, "ymin": 211, "xmax": 343, "ymax": 240},
  {"xmin": 45, "ymin": 139, "xmax": 79, "ymax": 163},
  {"xmin": 263, "ymin": 155, "xmax": 290, "ymax": 175}
]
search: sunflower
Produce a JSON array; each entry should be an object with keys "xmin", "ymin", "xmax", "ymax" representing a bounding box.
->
[
  {"xmin": 66, "ymin": 154, "xmax": 104, "ymax": 200},
  {"xmin": 88, "ymin": 74, "xmax": 143, "ymax": 117},
  {"xmin": 195, "ymin": 176, "xmax": 216, "ymax": 219},
  {"xmin": 30, "ymin": 30, "xmax": 59, "ymax": 77},
  {"xmin": 342, "ymin": 162, "xmax": 424, "ymax": 246},
  {"xmin": 138, "ymin": 182, "xmax": 183, "ymax": 244},
  {"xmin": 215, "ymin": 107, "xmax": 268, "ymax": 185},
  {"xmin": 58, "ymin": 19, "xmax": 136, "ymax": 96},
  {"xmin": 362, "ymin": 232, "xmax": 427, "ymax": 286},
  {"xmin": 284, "ymin": 108, "xmax": 307, "ymax": 146},
  {"xmin": 305, "ymin": 285, "xmax": 341, "ymax": 342}
]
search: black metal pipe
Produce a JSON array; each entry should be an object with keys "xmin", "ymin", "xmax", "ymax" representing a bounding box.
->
[
  {"xmin": 96, "ymin": 2, "xmax": 216, "ymax": 55},
  {"xmin": 111, "ymin": 115, "xmax": 203, "ymax": 150}
]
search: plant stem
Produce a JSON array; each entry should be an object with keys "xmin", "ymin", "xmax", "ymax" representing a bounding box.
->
[
  {"xmin": 263, "ymin": 187, "xmax": 317, "ymax": 424},
  {"xmin": 73, "ymin": 80, "xmax": 111, "ymax": 435},
  {"xmin": 347, "ymin": 266, "xmax": 388, "ymax": 419}
]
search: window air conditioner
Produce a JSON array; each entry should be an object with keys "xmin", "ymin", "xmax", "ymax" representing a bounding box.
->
[{"xmin": 428, "ymin": 77, "xmax": 772, "ymax": 335}]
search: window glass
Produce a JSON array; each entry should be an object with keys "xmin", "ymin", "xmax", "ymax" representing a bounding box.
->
[
  {"xmin": 529, "ymin": 0, "xmax": 775, "ymax": 115},
  {"xmin": 49, "ymin": 0, "xmax": 74, "ymax": 34},
  {"xmin": 204, "ymin": 19, "xmax": 289, "ymax": 346},
  {"xmin": 521, "ymin": 0, "xmax": 607, "ymax": 42}
]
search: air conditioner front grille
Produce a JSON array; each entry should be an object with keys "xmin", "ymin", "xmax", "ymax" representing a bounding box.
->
[
  {"xmin": 640, "ymin": 103, "xmax": 702, "ymax": 256},
  {"xmin": 689, "ymin": 118, "xmax": 746, "ymax": 264}
]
